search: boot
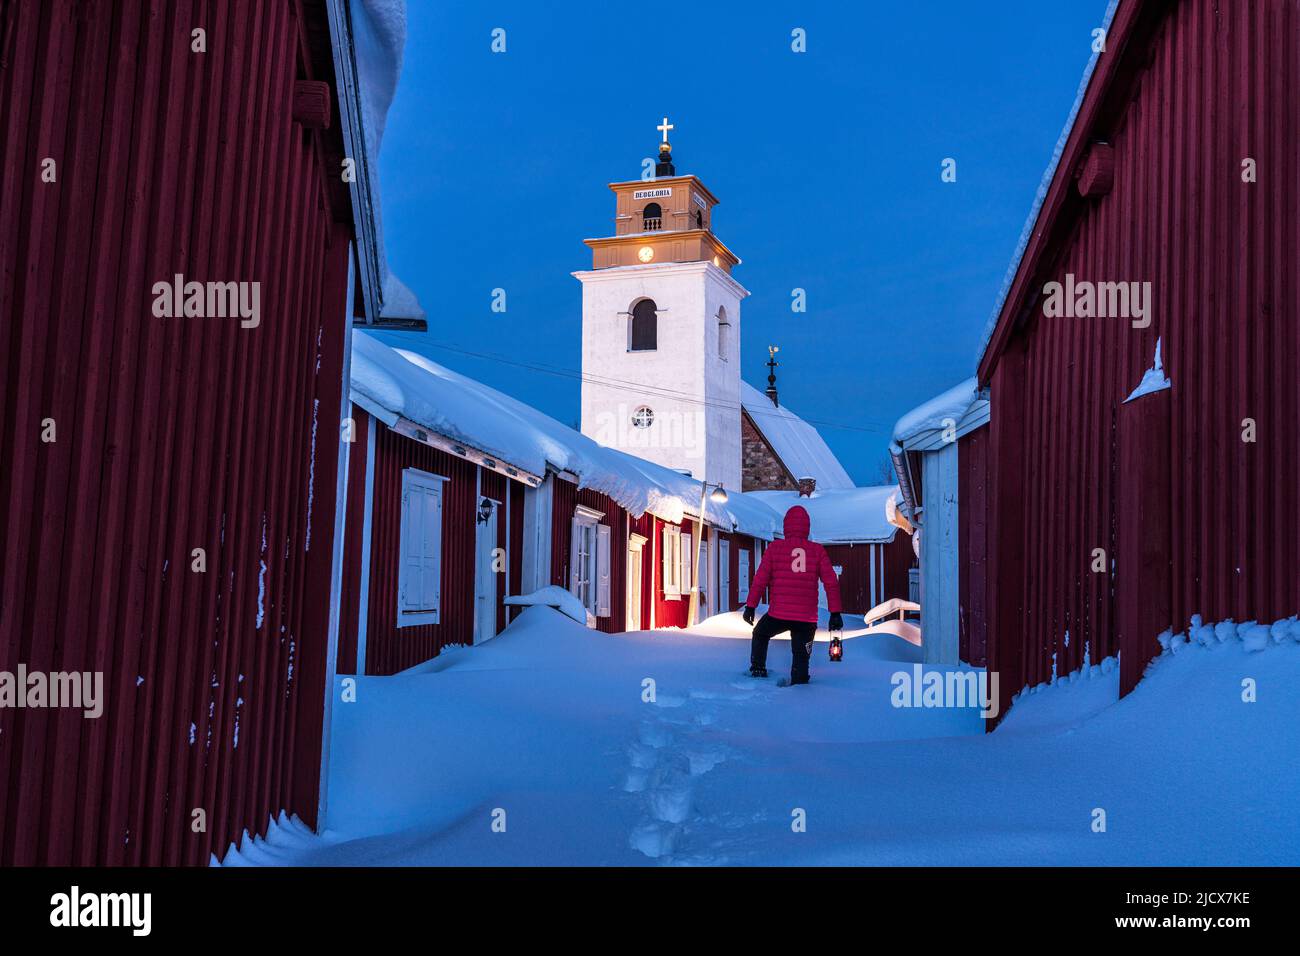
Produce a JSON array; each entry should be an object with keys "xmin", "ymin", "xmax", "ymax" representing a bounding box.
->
[{"xmin": 749, "ymin": 664, "xmax": 768, "ymax": 678}]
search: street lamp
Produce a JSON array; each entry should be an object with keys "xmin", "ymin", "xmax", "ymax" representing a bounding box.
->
[{"xmin": 688, "ymin": 480, "xmax": 728, "ymax": 625}]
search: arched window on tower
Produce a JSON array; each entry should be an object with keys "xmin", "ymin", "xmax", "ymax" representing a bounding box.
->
[
  {"xmin": 716, "ymin": 305, "xmax": 730, "ymax": 360},
  {"xmin": 694, "ymin": 208, "xmax": 703, "ymax": 230},
  {"xmin": 630, "ymin": 299, "xmax": 658, "ymax": 352},
  {"xmin": 642, "ymin": 203, "xmax": 662, "ymax": 231}
]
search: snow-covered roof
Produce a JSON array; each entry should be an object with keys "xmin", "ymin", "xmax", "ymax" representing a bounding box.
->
[
  {"xmin": 350, "ymin": 332, "xmax": 782, "ymax": 538},
  {"xmin": 739, "ymin": 381, "xmax": 854, "ymax": 490},
  {"xmin": 892, "ymin": 376, "xmax": 989, "ymax": 451},
  {"xmin": 747, "ymin": 486, "xmax": 900, "ymax": 544},
  {"xmin": 345, "ymin": 0, "xmax": 424, "ymax": 323}
]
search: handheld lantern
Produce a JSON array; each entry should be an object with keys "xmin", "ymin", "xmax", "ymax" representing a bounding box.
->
[{"xmin": 829, "ymin": 630, "xmax": 843, "ymax": 662}]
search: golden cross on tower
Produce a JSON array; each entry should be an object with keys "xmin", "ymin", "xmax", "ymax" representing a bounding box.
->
[{"xmin": 657, "ymin": 116, "xmax": 674, "ymax": 144}]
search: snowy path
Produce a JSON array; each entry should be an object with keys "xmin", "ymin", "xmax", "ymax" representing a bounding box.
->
[{"xmin": 219, "ymin": 607, "xmax": 1300, "ymax": 866}]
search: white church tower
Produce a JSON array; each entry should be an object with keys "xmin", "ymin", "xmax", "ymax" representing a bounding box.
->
[{"xmin": 574, "ymin": 119, "xmax": 748, "ymax": 492}]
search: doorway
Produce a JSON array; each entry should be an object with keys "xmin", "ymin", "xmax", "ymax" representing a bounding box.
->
[
  {"xmin": 627, "ymin": 532, "xmax": 647, "ymax": 631},
  {"xmin": 474, "ymin": 497, "xmax": 501, "ymax": 644},
  {"xmin": 718, "ymin": 538, "xmax": 731, "ymax": 613}
]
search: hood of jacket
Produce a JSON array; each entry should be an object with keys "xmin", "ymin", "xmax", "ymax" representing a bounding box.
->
[{"xmin": 783, "ymin": 505, "xmax": 811, "ymax": 540}]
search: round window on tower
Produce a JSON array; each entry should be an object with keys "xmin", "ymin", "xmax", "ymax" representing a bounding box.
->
[{"xmin": 631, "ymin": 406, "xmax": 655, "ymax": 429}]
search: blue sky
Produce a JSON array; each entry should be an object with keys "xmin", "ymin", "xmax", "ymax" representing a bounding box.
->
[{"xmin": 373, "ymin": 0, "xmax": 1109, "ymax": 484}]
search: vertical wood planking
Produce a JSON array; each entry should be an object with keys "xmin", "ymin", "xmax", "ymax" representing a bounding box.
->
[{"xmin": 0, "ymin": 0, "xmax": 352, "ymax": 864}]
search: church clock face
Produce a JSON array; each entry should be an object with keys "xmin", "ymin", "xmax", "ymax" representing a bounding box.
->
[
  {"xmin": 631, "ymin": 406, "xmax": 654, "ymax": 429},
  {"xmin": 637, "ymin": 246, "xmax": 654, "ymax": 263}
]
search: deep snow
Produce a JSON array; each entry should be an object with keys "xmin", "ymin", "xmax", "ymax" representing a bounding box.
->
[{"xmin": 219, "ymin": 608, "xmax": 1300, "ymax": 866}]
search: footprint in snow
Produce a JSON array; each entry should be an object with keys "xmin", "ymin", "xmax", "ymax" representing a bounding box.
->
[
  {"xmin": 685, "ymin": 749, "xmax": 726, "ymax": 776},
  {"xmin": 629, "ymin": 821, "xmax": 678, "ymax": 859},
  {"xmin": 637, "ymin": 721, "xmax": 673, "ymax": 748},
  {"xmin": 645, "ymin": 770, "xmax": 694, "ymax": 824}
]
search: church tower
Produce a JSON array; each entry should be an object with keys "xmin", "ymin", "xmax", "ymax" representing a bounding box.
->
[{"xmin": 574, "ymin": 119, "xmax": 748, "ymax": 491}]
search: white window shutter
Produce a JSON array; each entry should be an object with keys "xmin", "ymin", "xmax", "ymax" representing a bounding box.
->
[
  {"xmin": 400, "ymin": 487, "xmax": 422, "ymax": 611},
  {"xmin": 423, "ymin": 486, "xmax": 442, "ymax": 618},
  {"xmin": 737, "ymin": 549, "xmax": 750, "ymax": 602},
  {"xmin": 569, "ymin": 517, "xmax": 583, "ymax": 595},
  {"xmin": 681, "ymin": 533, "xmax": 692, "ymax": 593},
  {"xmin": 596, "ymin": 524, "xmax": 611, "ymax": 617},
  {"xmin": 662, "ymin": 526, "xmax": 675, "ymax": 596}
]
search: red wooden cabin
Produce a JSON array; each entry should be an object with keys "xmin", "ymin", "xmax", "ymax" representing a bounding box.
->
[
  {"xmin": 978, "ymin": 0, "xmax": 1299, "ymax": 724},
  {"xmin": 0, "ymin": 0, "xmax": 368, "ymax": 864}
]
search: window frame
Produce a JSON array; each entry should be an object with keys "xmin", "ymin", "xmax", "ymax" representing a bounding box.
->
[
  {"xmin": 571, "ymin": 505, "xmax": 610, "ymax": 620},
  {"xmin": 662, "ymin": 523, "xmax": 683, "ymax": 600},
  {"xmin": 397, "ymin": 467, "xmax": 447, "ymax": 628}
]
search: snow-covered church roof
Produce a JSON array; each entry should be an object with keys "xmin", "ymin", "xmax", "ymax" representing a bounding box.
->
[
  {"xmin": 351, "ymin": 332, "xmax": 782, "ymax": 538},
  {"xmin": 748, "ymin": 486, "xmax": 901, "ymax": 544},
  {"xmin": 739, "ymin": 381, "xmax": 854, "ymax": 490}
]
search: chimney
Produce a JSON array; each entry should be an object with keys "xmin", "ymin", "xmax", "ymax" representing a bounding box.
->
[{"xmin": 796, "ymin": 476, "xmax": 817, "ymax": 498}]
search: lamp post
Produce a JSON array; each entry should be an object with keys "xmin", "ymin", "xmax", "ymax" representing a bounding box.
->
[{"xmin": 687, "ymin": 479, "xmax": 729, "ymax": 626}]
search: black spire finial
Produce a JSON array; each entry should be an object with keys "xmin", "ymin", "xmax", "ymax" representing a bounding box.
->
[{"xmin": 765, "ymin": 346, "xmax": 780, "ymax": 407}]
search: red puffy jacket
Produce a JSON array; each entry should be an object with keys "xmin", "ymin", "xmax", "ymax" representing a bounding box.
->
[{"xmin": 745, "ymin": 505, "xmax": 842, "ymax": 623}]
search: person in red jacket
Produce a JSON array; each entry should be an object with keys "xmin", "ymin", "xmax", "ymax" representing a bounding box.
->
[{"xmin": 742, "ymin": 504, "xmax": 843, "ymax": 684}]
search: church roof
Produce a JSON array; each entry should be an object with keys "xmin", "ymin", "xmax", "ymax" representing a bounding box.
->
[{"xmin": 739, "ymin": 381, "xmax": 855, "ymax": 490}]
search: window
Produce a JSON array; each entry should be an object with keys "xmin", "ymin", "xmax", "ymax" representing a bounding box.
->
[
  {"xmin": 630, "ymin": 299, "xmax": 657, "ymax": 351},
  {"xmin": 716, "ymin": 305, "xmax": 730, "ymax": 360},
  {"xmin": 662, "ymin": 524, "xmax": 683, "ymax": 599},
  {"xmin": 694, "ymin": 208, "xmax": 703, "ymax": 230},
  {"xmin": 642, "ymin": 202, "xmax": 662, "ymax": 231},
  {"xmin": 398, "ymin": 468, "xmax": 445, "ymax": 627},
  {"xmin": 631, "ymin": 405, "xmax": 654, "ymax": 429},
  {"xmin": 570, "ymin": 506, "xmax": 611, "ymax": 621}
]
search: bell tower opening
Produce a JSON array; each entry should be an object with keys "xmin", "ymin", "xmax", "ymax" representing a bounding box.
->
[{"xmin": 642, "ymin": 203, "xmax": 663, "ymax": 232}]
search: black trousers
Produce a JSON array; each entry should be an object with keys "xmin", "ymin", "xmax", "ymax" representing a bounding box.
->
[{"xmin": 750, "ymin": 613, "xmax": 818, "ymax": 680}]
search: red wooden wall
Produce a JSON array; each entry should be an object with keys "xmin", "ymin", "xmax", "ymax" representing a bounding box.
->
[
  {"xmin": 824, "ymin": 536, "xmax": 914, "ymax": 613},
  {"xmin": 983, "ymin": 0, "xmax": 1300, "ymax": 721},
  {"xmin": 0, "ymin": 0, "xmax": 352, "ymax": 863},
  {"xmin": 645, "ymin": 516, "xmax": 688, "ymax": 629},
  {"xmin": 723, "ymin": 532, "xmax": 755, "ymax": 613},
  {"xmin": 549, "ymin": 478, "xmax": 627, "ymax": 634},
  {"xmin": 338, "ymin": 412, "xmax": 528, "ymax": 675}
]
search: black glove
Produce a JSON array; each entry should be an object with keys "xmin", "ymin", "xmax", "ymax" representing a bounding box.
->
[
  {"xmin": 742, "ymin": 606, "xmax": 756, "ymax": 626},
  {"xmin": 828, "ymin": 612, "xmax": 843, "ymax": 632}
]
